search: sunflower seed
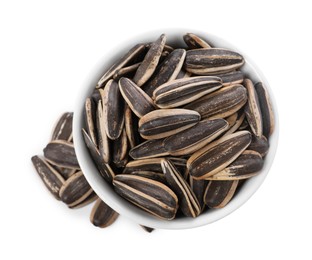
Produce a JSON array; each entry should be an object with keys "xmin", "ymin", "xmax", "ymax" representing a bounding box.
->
[
  {"xmin": 59, "ymin": 171, "xmax": 93, "ymax": 208},
  {"xmin": 187, "ymin": 131, "xmax": 252, "ymax": 179},
  {"xmin": 91, "ymin": 88, "xmax": 102, "ymax": 104},
  {"xmin": 113, "ymin": 174, "xmax": 178, "ymax": 220},
  {"xmin": 183, "ymin": 33, "xmax": 212, "ymax": 49},
  {"xmin": 112, "ymin": 128, "xmax": 128, "ymax": 168},
  {"xmin": 101, "ymin": 80, "xmax": 124, "ymax": 140},
  {"xmin": 153, "ymin": 76, "xmax": 223, "ymax": 108},
  {"xmin": 43, "ymin": 140, "xmax": 80, "ymax": 169},
  {"xmin": 124, "ymin": 104, "xmax": 140, "ymax": 148},
  {"xmin": 129, "ymin": 171, "xmax": 166, "ymax": 184},
  {"xmin": 69, "ymin": 192, "xmax": 98, "ymax": 209},
  {"xmin": 97, "ymin": 43, "xmax": 146, "ymax": 88},
  {"xmin": 96, "ymin": 100, "xmax": 110, "ymax": 163},
  {"xmin": 163, "ymin": 118, "xmax": 229, "ymax": 156},
  {"xmin": 84, "ymin": 98, "xmax": 97, "ymax": 146},
  {"xmin": 52, "ymin": 166, "xmax": 76, "ymax": 180},
  {"xmin": 184, "ymin": 48, "xmax": 244, "ymax": 75},
  {"xmin": 140, "ymin": 225, "xmax": 154, "ymax": 233},
  {"xmin": 133, "ymin": 34, "xmax": 166, "ymax": 86},
  {"xmin": 204, "ymin": 180, "xmax": 239, "ymax": 208},
  {"xmin": 254, "ymin": 82, "xmax": 275, "ymax": 138},
  {"xmin": 138, "ymin": 109, "xmax": 201, "ymax": 139},
  {"xmin": 113, "ymin": 62, "xmax": 141, "ymax": 80},
  {"xmin": 176, "ymin": 69, "xmax": 192, "ymax": 79},
  {"xmin": 205, "ymin": 150, "xmax": 263, "ymax": 180},
  {"xmin": 142, "ymin": 49, "xmax": 186, "ymax": 96},
  {"xmin": 129, "ymin": 139, "xmax": 169, "ymax": 159},
  {"xmin": 82, "ymin": 129, "xmax": 115, "ymax": 182},
  {"xmin": 248, "ymin": 135, "xmax": 269, "ymax": 157},
  {"xmin": 184, "ymin": 84, "xmax": 247, "ymax": 119},
  {"xmin": 119, "ymin": 77, "xmax": 155, "ymax": 118},
  {"xmin": 161, "ymin": 159, "xmax": 201, "ymax": 217},
  {"xmin": 31, "ymin": 155, "xmax": 65, "ymax": 200},
  {"xmin": 51, "ymin": 112, "xmax": 73, "ymax": 142},
  {"xmin": 189, "ymin": 177, "xmax": 208, "ymax": 211},
  {"xmin": 244, "ymin": 79, "xmax": 263, "ymax": 137},
  {"xmin": 223, "ymin": 111, "xmax": 246, "ymax": 136},
  {"xmin": 90, "ymin": 198, "xmax": 119, "ymax": 228},
  {"xmin": 216, "ymin": 71, "xmax": 244, "ymax": 86}
]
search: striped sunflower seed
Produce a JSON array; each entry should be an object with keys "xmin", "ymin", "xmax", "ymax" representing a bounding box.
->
[
  {"xmin": 184, "ymin": 48, "xmax": 244, "ymax": 75},
  {"xmin": 124, "ymin": 104, "xmax": 140, "ymax": 148},
  {"xmin": 90, "ymin": 198, "xmax": 119, "ymax": 228},
  {"xmin": 153, "ymin": 76, "xmax": 223, "ymax": 108},
  {"xmin": 138, "ymin": 109, "xmax": 201, "ymax": 140},
  {"xmin": 97, "ymin": 43, "xmax": 146, "ymax": 88},
  {"xmin": 142, "ymin": 48, "xmax": 186, "ymax": 97},
  {"xmin": 113, "ymin": 174, "xmax": 178, "ymax": 220},
  {"xmin": 82, "ymin": 129, "xmax": 115, "ymax": 182},
  {"xmin": 101, "ymin": 79, "xmax": 124, "ymax": 140},
  {"xmin": 248, "ymin": 135, "xmax": 269, "ymax": 157},
  {"xmin": 254, "ymin": 82, "xmax": 275, "ymax": 138},
  {"xmin": 205, "ymin": 150, "xmax": 263, "ymax": 180},
  {"xmin": 187, "ymin": 131, "xmax": 252, "ymax": 179},
  {"xmin": 129, "ymin": 139, "xmax": 169, "ymax": 159},
  {"xmin": 183, "ymin": 33, "xmax": 212, "ymax": 49},
  {"xmin": 59, "ymin": 171, "xmax": 93, "ymax": 208},
  {"xmin": 244, "ymin": 79, "xmax": 263, "ymax": 137},
  {"xmin": 96, "ymin": 100, "xmax": 110, "ymax": 163},
  {"xmin": 189, "ymin": 177, "xmax": 208, "ymax": 211},
  {"xmin": 113, "ymin": 62, "xmax": 141, "ymax": 80},
  {"xmin": 43, "ymin": 140, "xmax": 80, "ymax": 169},
  {"xmin": 184, "ymin": 84, "xmax": 247, "ymax": 119},
  {"xmin": 31, "ymin": 155, "xmax": 65, "ymax": 200},
  {"xmin": 161, "ymin": 159, "xmax": 201, "ymax": 218},
  {"xmin": 133, "ymin": 34, "xmax": 166, "ymax": 87},
  {"xmin": 84, "ymin": 97, "xmax": 97, "ymax": 146},
  {"xmin": 163, "ymin": 118, "xmax": 229, "ymax": 156},
  {"xmin": 112, "ymin": 128, "xmax": 128, "ymax": 168},
  {"xmin": 51, "ymin": 112, "xmax": 73, "ymax": 142},
  {"xmin": 119, "ymin": 77, "xmax": 155, "ymax": 118},
  {"xmin": 216, "ymin": 71, "xmax": 244, "ymax": 86},
  {"xmin": 69, "ymin": 192, "xmax": 98, "ymax": 209}
]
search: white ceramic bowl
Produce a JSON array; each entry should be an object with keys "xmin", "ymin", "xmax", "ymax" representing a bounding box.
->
[{"xmin": 73, "ymin": 29, "xmax": 279, "ymax": 229}]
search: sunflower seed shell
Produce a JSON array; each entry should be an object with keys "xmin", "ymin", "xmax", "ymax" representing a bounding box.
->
[{"xmin": 90, "ymin": 198, "xmax": 119, "ymax": 228}]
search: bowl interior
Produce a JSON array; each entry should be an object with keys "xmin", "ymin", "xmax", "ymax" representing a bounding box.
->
[{"xmin": 73, "ymin": 29, "xmax": 279, "ymax": 230}]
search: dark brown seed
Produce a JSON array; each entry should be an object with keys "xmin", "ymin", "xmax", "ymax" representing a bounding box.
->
[
  {"xmin": 124, "ymin": 104, "xmax": 140, "ymax": 148},
  {"xmin": 119, "ymin": 77, "xmax": 155, "ymax": 118},
  {"xmin": 43, "ymin": 140, "xmax": 80, "ymax": 169},
  {"xmin": 52, "ymin": 165, "xmax": 76, "ymax": 180},
  {"xmin": 244, "ymin": 79, "xmax": 263, "ymax": 137},
  {"xmin": 248, "ymin": 135, "xmax": 269, "ymax": 157},
  {"xmin": 163, "ymin": 119, "xmax": 229, "ymax": 156},
  {"xmin": 31, "ymin": 155, "xmax": 65, "ymax": 200},
  {"xmin": 254, "ymin": 82, "xmax": 275, "ymax": 138},
  {"xmin": 82, "ymin": 129, "xmax": 115, "ymax": 182},
  {"xmin": 96, "ymin": 100, "xmax": 110, "ymax": 163},
  {"xmin": 140, "ymin": 225, "xmax": 154, "ymax": 233},
  {"xmin": 113, "ymin": 62, "xmax": 141, "ymax": 80},
  {"xmin": 129, "ymin": 171, "xmax": 166, "ymax": 184},
  {"xmin": 97, "ymin": 43, "xmax": 146, "ymax": 88},
  {"xmin": 187, "ymin": 131, "xmax": 252, "ymax": 179},
  {"xmin": 161, "ymin": 159, "xmax": 201, "ymax": 218},
  {"xmin": 204, "ymin": 180, "xmax": 239, "ymax": 208},
  {"xmin": 216, "ymin": 71, "xmax": 244, "ymax": 86},
  {"xmin": 51, "ymin": 112, "xmax": 73, "ymax": 142},
  {"xmin": 69, "ymin": 192, "xmax": 98, "ymax": 209},
  {"xmin": 189, "ymin": 177, "xmax": 208, "ymax": 211},
  {"xmin": 138, "ymin": 109, "xmax": 201, "ymax": 139},
  {"xmin": 113, "ymin": 174, "xmax": 178, "ymax": 220},
  {"xmin": 90, "ymin": 198, "xmax": 119, "ymax": 228},
  {"xmin": 84, "ymin": 98, "xmax": 97, "ymax": 146},
  {"xmin": 129, "ymin": 139, "xmax": 169, "ymax": 159},
  {"xmin": 205, "ymin": 150, "xmax": 264, "ymax": 180},
  {"xmin": 184, "ymin": 84, "xmax": 247, "ymax": 119},
  {"xmin": 153, "ymin": 76, "xmax": 223, "ymax": 108},
  {"xmin": 176, "ymin": 69, "xmax": 191, "ymax": 79},
  {"xmin": 91, "ymin": 88, "xmax": 102, "ymax": 104},
  {"xmin": 59, "ymin": 171, "xmax": 93, "ymax": 208},
  {"xmin": 133, "ymin": 34, "xmax": 166, "ymax": 87},
  {"xmin": 142, "ymin": 49, "xmax": 186, "ymax": 96},
  {"xmin": 112, "ymin": 128, "xmax": 128, "ymax": 168},
  {"xmin": 183, "ymin": 33, "xmax": 212, "ymax": 49},
  {"xmin": 185, "ymin": 48, "xmax": 244, "ymax": 75},
  {"xmin": 101, "ymin": 80, "xmax": 124, "ymax": 140}
]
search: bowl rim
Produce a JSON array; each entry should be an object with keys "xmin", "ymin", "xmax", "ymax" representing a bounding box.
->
[{"xmin": 73, "ymin": 28, "xmax": 279, "ymax": 230}]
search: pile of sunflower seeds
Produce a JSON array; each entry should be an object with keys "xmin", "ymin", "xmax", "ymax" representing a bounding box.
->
[
  {"xmin": 31, "ymin": 113, "xmax": 153, "ymax": 232},
  {"xmin": 82, "ymin": 32, "xmax": 274, "ymax": 220}
]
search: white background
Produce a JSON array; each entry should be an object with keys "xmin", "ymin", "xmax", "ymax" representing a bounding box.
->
[{"xmin": 1, "ymin": 0, "xmax": 311, "ymax": 259}]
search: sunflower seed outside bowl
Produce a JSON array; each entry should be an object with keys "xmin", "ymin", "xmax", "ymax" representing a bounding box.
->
[
  {"xmin": 51, "ymin": 112, "xmax": 73, "ymax": 142},
  {"xmin": 90, "ymin": 198, "xmax": 119, "ymax": 228}
]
